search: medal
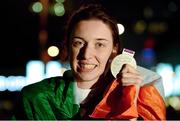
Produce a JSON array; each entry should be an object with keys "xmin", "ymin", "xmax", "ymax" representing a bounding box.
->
[{"xmin": 111, "ymin": 48, "xmax": 137, "ymax": 78}]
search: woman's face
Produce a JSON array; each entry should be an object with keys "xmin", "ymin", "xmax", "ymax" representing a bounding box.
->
[{"xmin": 70, "ymin": 19, "xmax": 116, "ymax": 83}]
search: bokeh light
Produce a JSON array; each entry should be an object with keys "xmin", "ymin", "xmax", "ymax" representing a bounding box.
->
[
  {"xmin": 54, "ymin": 3, "xmax": 65, "ymax": 16},
  {"xmin": 47, "ymin": 46, "xmax": 59, "ymax": 57},
  {"xmin": 117, "ymin": 23, "xmax": 125, "ymax": 35},
  {"xmin": 32, "ymin": 2, "xmax": 43, "ymax": 13}
]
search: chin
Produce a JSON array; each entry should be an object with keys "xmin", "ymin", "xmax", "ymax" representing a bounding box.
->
[{"xmin": 78, "ymin": 74, "xmax": 99, "ymax": 82}]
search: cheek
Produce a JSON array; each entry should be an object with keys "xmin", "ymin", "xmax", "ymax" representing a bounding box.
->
[
  {"xmin": 99, "ymin": 51, "xmax": 112, "ymax": 66},
  {"xmin": 70, "ymin": 47, "xmax": 78, "ymax": 57},
  {"xmin": 69, "ymin": 49, "xmax": 75, "ymax": 61},
  {"xmin": 70, "ymin": 48, "xmax": 79, "ymax": 63}
]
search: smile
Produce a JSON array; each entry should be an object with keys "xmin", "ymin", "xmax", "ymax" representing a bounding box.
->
[{"xmin": 80, "ymin": 64, "xmax": 96, "ymax": 70}]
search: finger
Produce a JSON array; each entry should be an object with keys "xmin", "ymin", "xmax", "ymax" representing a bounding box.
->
[
  {"xmin": 121, "ymin": 77, "xmax": 142, "ymax": 86},
  {"xmin": 117, "ymin": 72, "xmax": 143, "ymax": 86},
  {"xmin": 120, "ymin": 64, "xmax": 139, "ymax": 74},
  {"xmin": 117, "ymin": 71, "xmax": 143, "ymax": 80}
]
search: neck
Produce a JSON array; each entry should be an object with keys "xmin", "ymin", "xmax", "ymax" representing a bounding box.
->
[{"xmin": 76, "ymin": 80, "xmax": 96, "ymax": 89}]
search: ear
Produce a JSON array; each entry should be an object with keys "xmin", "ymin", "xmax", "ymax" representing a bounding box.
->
[
  {"xmin": 109, "ymin": 44, "xmax": 118, "ymax": 62},
  {"xmin": 112, "ymin": 44, "xmax": 118, "ymax": 56}
]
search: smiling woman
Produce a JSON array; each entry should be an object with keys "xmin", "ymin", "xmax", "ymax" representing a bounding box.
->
[
  {"xmin": 12, "ymin": 1, "xmax": 166, "ymax": 120},
  {"xmin": 70, "ymin": 19, "xmax": 115, "ymax": 88}
]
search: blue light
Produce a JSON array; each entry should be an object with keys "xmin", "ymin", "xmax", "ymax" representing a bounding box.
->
[
  {"xmin": 26, "ymin": 60, "xmax": 45, "ymax": 85},
  {"xmin": 0, "ymin": 61, "xmax": 180, "ymax": 96},
  {"xmin": 173, "ymin": 65, "xmax": 180, "ymax": 95},
  {"xmin": 142, "ymin": 48, "xmax": 155, "ymax": 59},
  {"xmin": 46, "ymin": 61, "xmax": 62, "ymax": 78},
  {"xmin": 156, "ymin": 63, "xmax": 174, "ymax": 97},
  {"xmin": 0, "ymin": 60, "xmax": 70, "ymax": 91},
  {"xmin": 0, "ymin": 76, "xmax": 6, "ymax": 91},
  {"xmin": 6, "ymin": 76, "xmax": 26, "ymax": 91}
]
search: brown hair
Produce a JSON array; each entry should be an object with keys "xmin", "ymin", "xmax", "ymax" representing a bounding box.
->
[{"xmin": 60, "ymin": 2, "xmax": 122, "ymax": 61}]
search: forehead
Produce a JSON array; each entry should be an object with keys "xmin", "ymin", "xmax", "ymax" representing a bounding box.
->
[
  {"xmin": 75, "ymin": 19, "xmax": 110, "ymax": 30},
  {"xmin": 73, "ymin": 19, "xmax": 113, "ymax": 40}
]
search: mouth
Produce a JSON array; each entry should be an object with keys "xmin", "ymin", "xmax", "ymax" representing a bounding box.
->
[{"xmin": 78, "ymin": 63, "xmax": 97, "ymax": 71}]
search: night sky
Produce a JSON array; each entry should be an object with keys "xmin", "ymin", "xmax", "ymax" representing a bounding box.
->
[{"xmin": 0, "ymin": 0, "xmax": 180, "ymax": 76}]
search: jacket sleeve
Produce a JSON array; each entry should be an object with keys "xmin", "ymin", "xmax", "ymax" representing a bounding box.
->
[
  {"xmin": 90, "ymin": 80, "xmax": 139, "ymax": 119},
  {"xmin": 89, "ymin": 72, "xmax": 166, "ymax": 120},
  {"xmin": 137, "ymin": 66, "xmax": 166, "ymax": 120},
  {"xmin": 137, "ymin": 77, "xmax": 166, "ymax": 120}
]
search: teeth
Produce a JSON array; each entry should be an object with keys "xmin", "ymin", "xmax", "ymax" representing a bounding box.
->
[{"xmin": 80, "ymin": 64, "xmax": 95, "ymax": 69}]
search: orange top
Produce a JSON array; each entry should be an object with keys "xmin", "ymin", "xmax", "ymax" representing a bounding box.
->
[{"xmin": 89, "ymin": 80, "xmax": 166, "ymax": 120}]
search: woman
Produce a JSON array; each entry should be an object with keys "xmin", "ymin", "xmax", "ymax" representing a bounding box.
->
[{"xmin": 13, "ymin": 3, "xmax": 166, "ymax": 120}]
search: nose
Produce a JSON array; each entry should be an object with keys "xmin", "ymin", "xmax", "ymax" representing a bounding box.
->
[{"xmin": 79, "ymin": 44, "xmax": 94, "ymax": 59}]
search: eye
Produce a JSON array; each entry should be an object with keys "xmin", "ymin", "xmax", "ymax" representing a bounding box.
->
[
  {"xmin": 95, "ymin": 42, "xmax": 105, "ymax": 48},
  {"xmin": 72, "ymin": 39, "xmax": 84, "ymax": 48}
]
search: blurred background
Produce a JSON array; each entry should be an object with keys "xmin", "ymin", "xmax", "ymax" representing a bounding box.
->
[{"xmin": 0, "ymin": 0, "xmax": 180, "ymax": 119}]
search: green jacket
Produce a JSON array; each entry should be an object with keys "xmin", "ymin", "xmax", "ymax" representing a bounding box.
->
[{"xmin": 13, "ymin": 76, "xmax": 80, "ymax": 120}]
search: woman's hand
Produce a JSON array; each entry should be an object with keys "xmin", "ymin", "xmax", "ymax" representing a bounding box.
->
[
  {"xmin": 116, "ymin": 64, "xmax": 143, "ymax": 113},
  {"xmin": 116, "ymin": 64, "xmax": 143, "ymax": 86}
]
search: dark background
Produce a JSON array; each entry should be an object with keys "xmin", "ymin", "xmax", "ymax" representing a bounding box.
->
[
  {"xmin": 0, "ymin": 0, "xmax": 180, "ymax": 119},
  {"xmin": 0, "ymin": 0, "xmax": 180, "ymax": 75}
]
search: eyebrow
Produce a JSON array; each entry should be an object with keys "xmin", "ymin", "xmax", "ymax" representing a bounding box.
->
[
  {"xmin": 72, "ymin": 36, "xmax": 84, "ymax": 40},
  {"xmin": 96, "ymin": 38, "xmax": 109, "ymax": 41},
  {"xmin": 73, "ymin": 36, "xmax": 109, "ymax": 41}
]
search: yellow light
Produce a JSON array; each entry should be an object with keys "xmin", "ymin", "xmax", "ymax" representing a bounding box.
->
[
  {"xmin": 143, "ymin": 6, "xmax": 153, "ymax": 18},
  {"xmin": 47, "ymin": 46, "xmax": 59, "ymax": 57},
  {"xmin": 134, "ymin": 20, "xmax": 147, "ymax": 34},
  {"xmin": 168, "ymin": 96, "xmax": 180, "ymax": 111}
]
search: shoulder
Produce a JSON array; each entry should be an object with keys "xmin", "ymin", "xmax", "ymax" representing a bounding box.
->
[
  {"xmin": 21, "ymin": 76, "xmax": 64, "ymax": 99},
  {"xmin": 137, "ymin": 66, "xmax": 161, "ymax": 85},
  {"xmin": 137, "ymin": 66, "xmax": 165, "ymax": 99}
]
